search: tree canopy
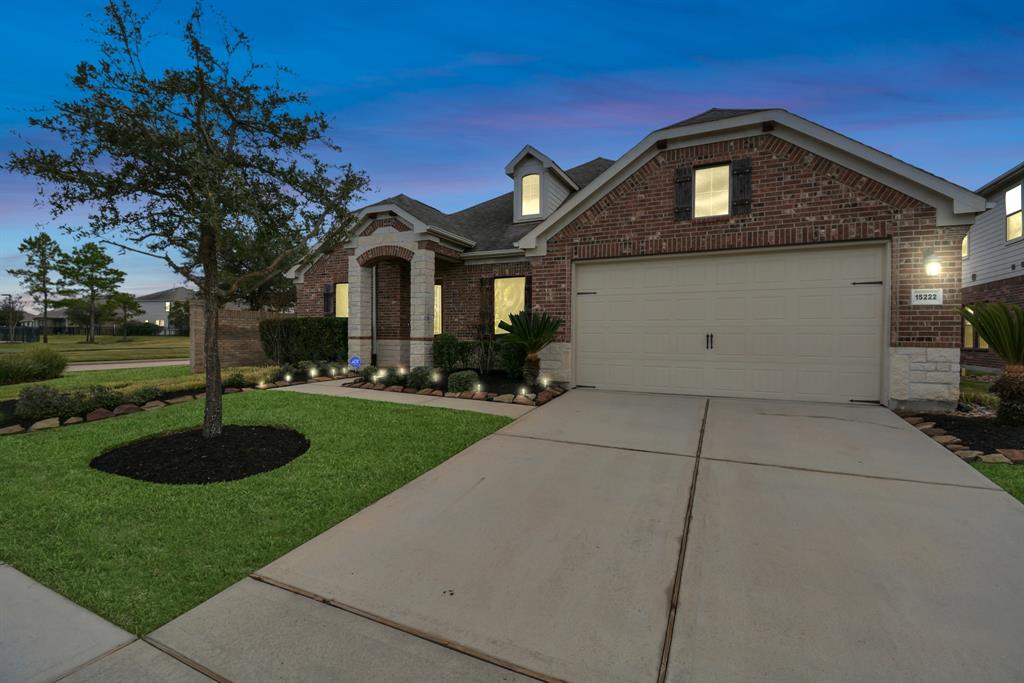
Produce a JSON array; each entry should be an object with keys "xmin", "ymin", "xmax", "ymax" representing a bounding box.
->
[{"xmin": 6, "ymin": 232, "xmax": 63, "ymax": 342}]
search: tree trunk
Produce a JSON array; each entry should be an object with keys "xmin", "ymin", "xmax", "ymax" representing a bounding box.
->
[
  {"xmin": 524, "ymin": 352, "xmax": 541, "ymax": 390},
  {"xmin": 122, "ymin": 307, "xmax": 128, "ymax": 341},
  {"xmin": 42, "ymin": 291, "xmax": 48, "ymax": 344},
  {"xmin": 202, "ymin": 288, "xmax": 224, "ymax": 438},
  {"xmin": 88, "ymin": 297, "xmax": 95, "ymax": 343}
]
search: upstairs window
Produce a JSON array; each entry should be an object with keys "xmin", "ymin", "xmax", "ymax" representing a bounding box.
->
[
  {"xmin": 521, "ymin": 174, "xmax": 540, "ymax": 216},
  {"xmin": 494, "ymin": 276, "xmax": 526, "ymax": 334},
  {"xmin": 1008, "ymin": 185, "xmax": 1022, "ymax": 242},
  {"xmin": 694, "ymin": 164, "xmax": 730, "ymax": 217},
  {"xmin": 962, "ymin": 235, "xmax": 969, "ymax": 258}
]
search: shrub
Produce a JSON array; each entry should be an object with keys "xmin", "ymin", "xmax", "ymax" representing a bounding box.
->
[
  {"xmin": 359, "ymin": 364, "xmax": 379, "ymax": 383},
  {"xmin": 448, "ymin": 369, "xmax": 479, "ymax": 393},
  {"xmin": 16, "ymin": 384, "xmax": 123, "ymax": 422},
  {"xmin": 408, "ymin": 366, "xmax": 433, "ymax": 390},
  {"xmin": 962, "ymin": 303, "xmax": 1024, "ymax": 424},
  {"xmin": 497, "ymin": 340, "xmax": 527, "ymax": 379},
  {"xmin": 378, "ymin": 367, "xmax": 406, "ymax": 387},
  {"xmin": 0, "ymin": 346, "xmax": 67, "ymax": 385},
  {"xmin": 497, "ymin": 311, "xmax": 563, "ymax": 388},
  {"xmin": 259, "ymin": 317, "xmax": 348, "ymax": 364},
  {"xmin": 433, "ymin": 333, "xmax": 474, "ymax": 372},
  {"xmin": 124, "ymin": 321, "xmax": 162, "ymax": 336}
]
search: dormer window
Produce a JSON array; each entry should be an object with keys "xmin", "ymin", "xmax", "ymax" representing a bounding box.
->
[{"xmin": 522, "ymin": 174, "xmax": 540, "ymax": 216}]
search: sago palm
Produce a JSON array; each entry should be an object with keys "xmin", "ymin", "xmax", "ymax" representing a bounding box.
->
[
  {"xmin": 497, "ymin": 310, "xmax": 563, "ymax": 389},
  {"xmin": 962, "ymin": 303, "xmax": 1024, "ymax": 424}
]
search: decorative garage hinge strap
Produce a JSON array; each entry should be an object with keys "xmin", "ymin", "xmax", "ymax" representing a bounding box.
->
[
  {"xmin": 674, "ymin": 165, "xmax": 693, "ymax": 220},
  {"xmin": 730, "ymin": 158, "xmax": 752, "ymax": 215},
  {"xmin": 576, "ymin": 291, "xmax": 598, "ymax": 295},
  {"xmin": 851, "ymin": 280, "xmax": 883, "ymax": 286}
]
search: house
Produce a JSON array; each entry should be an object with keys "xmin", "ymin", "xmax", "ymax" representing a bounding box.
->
[
  {"xmin": 135, "ymin": 286, "xmax": 196, "ymax": 334},
  {"xmin": 961, "ymin": 162, "xmax": 1024, "ymax": 371},
  {"xmin": 24, "ymin": 307, "xmax": 69, "ymax": 332},
  {"xmin": 287, "ymin": 108, "xmax": 987, "ymax": 410}
]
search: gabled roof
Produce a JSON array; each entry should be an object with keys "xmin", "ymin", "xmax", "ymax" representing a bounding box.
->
[
  {"xmin": 517, "ymin": 108, "xmax": 987, "ymax": 253},
  {"xmin": 503, "ymin": 145, "xmax": 580, "ymax": 191},
  {"xmin": 976, "ymin": 161, "xmax": 1024, "ymax": 198},
  {"xmin": 137, "ymin": 286, "xmax": 196, "ymax": 301}
]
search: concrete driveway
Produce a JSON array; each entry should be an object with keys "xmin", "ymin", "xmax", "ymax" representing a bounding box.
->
[{"xmin": 141, "ymin": 390, "xmax": 1024, "ymax": 682}]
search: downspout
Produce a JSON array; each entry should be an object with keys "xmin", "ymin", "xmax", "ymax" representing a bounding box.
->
[{"xmin": 371, "ymin": 265, "xmax": 378, "ymax": 366}]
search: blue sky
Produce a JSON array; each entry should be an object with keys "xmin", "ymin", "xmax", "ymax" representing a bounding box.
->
[{"xmin": 2, "ymin": 0, "xmax": 1022, "ymax": 302}]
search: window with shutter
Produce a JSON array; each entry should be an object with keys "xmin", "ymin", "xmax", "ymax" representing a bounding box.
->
[
  {"xmin": 322, "ymin": 284, "xmax": 334, "ymax": 317},
  {"xmin": 674, "ymin": 165, "xmax": 693, "ymax": 220},
  {"xmin": 730, "ymin": 158, "xmax": 752, "ymax": 215}
]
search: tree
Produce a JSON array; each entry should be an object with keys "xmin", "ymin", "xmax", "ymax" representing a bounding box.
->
[
  {"xmin": 6, "ymin": 232, "xmax": 63, "ymax": 343},
  {"xmin": 106, "ymin": 292, "xmax": 144, "ymax": 340},
  {"xmin": 57, "ymin": 243, "xmax": 125, "ymax": 343},
  {"xmin": 0, "ymin": 294, "xmax": 26, "ymax": 341},
  {"xmin": 497, "ymin": 311, "xmax": 564, "ymax": 389},
  {"xmin": 222, "ymin": 228, "xmax": 300, "ymax": 311},
  {"xmin": 962, "ymin": 303, "xmax": 1024, "ymax": 424},
  {"xmin": 7, "ymin": 2, "xmax": 368, "ymax": 437},
  {"xmin": 168, "ymin": 301, "xmax": 190, "ymax": 336}
]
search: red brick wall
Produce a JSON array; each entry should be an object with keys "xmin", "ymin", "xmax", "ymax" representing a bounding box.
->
[
  {"xmin": 960, "ymin": 275, "xmax": 1024, "ymax": 369},
  {"xmin": 435, "ymin": 260, "xmax": 532, "ymax": 339},
  {"xmin": 532, "ymin": 134, "xmax": 965, "ymax": 346},
  {"xmin": 295, "ymin": 248, "xmax": 352, "ymax": 316},
  {"xmin": 375, "ymin": 260, "xmax": 410, "ymax": 340},
  {"xmin": 190, "ymin": 302, "xmax": 290, "ymax": 372}
]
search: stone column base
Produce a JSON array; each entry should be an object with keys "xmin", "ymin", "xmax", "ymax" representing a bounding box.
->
[
  {"xmin": 409, "ymin": 340, "xmax": 432, "ymax": 369},
  {"xmin": 888, "ymin": 347, "xmax": 959, "ymax": 412}
]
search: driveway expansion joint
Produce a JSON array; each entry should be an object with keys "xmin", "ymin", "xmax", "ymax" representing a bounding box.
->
[
  {"xmin": 499, "ymin": 432, "xmax": 697, "ymax": 458},
  {"xmin": 248, "ymin": 573, "xmax": 557, "ymax": 683},
  {"xmin": 52, "ymin": 638, "xmax": 140, "ymax": 682},
  {"xmin": 140, "ymin": 636, "xmax": 230, "ymax": 682}
]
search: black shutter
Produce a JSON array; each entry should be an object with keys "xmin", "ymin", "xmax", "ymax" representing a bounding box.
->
[
  {"xmin": 323, "ymin": 283, "xmax": 334, "ymax": 317},
  {"xmin": 524, "ymin": 275, "xmax": 533, "ymax": 311},
  {"xmin": 480, "ymin": 277, "xmax": 494, "ymax": 339},
  {"xmin": 731, "ymin": 158, "xmax": 752, "ymax": 215},
  {"xmin": 674, "ymin": 165, "xmax": 693, "ymax": 220}
]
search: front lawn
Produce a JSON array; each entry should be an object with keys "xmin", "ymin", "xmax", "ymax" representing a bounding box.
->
[
  {"xmin": 975, "ymin": 464, "xmax": 1024, "ymax": 505},
  {"xmin": 0, "ymin": 335, "xmax": 190, "ymax": 362},
  {"xmin": 0, "ymin": 365, "xmax": 193, "ymax": 402},
  {"xmin": 0, "ymin": 391, "xmax": 508, "ymax": 633}
]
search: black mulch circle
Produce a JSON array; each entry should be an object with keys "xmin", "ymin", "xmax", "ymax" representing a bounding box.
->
[
  {"xmin": 90, "ymin": 426, "xmax": 310, "ymax": 485},
  {"xmin": 922, "ymin": 414, "xmax": 1024, "ymax": 454}
]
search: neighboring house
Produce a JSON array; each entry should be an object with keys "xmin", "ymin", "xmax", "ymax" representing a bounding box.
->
[
  {"xmin": 961, "ymin": 162, "xmax": 1024, "ymax": 371},
  {"xmin": 24, "ymin": 307, "xmax": 69, "ymax": 331},
  {"xmin": 135, "ymin": 286, "xmax": 196, "ymax": 334},
  {"xmin": 287, "ymin": 108, "xmax": 986, "ymax": 410}
]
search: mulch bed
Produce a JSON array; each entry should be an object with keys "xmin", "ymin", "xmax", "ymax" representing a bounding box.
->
[
  {"xmin": 90, "ymin": 425, "xmax": 310, "ymax": 485},
  {"xmin": 920, "ymin": 414, "xmax": 1024, "ymax": 454}
]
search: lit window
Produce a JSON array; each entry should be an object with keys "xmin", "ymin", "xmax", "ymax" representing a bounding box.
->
[
  {"xmin": 1008, "ymin": 185, "xmax": 1022, "ymax": 242},
  {"xmin": 164, "ymin": 301, "xmax": 171, "ymax": 312},
  {"xmin": 962, "ymin": 235, "xmax": 969, "ymax": 258},
  {"xmin": 962, "ymin": 321, "xmax": 974, "ymax": 349},
  {"xmin": 978, "ymin": 331, "xmax": 990, "ymax": 350},
  {"xmin": 156, "ymin": 319, "xmax": 165, "ymax": 326},
  {"xmin": 521, "ymin": 174, "xmax": 540, "ymax": 216},
  {"xmin": 494, "ymin": 277, "xmax": 526, "ymax": 334},
  {"xmin": 694, "ymin": 164, "xmax": 730, "ymax": 217},
  {"xmin": 434, "ymin": 284, "xmax": 442, "ymax": 335},
  {"xmin": 334, "ymin": 283, "xmax": 349, "ymax": 318}
]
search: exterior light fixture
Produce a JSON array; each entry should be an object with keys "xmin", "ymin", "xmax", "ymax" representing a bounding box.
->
[
  {"xmin": 398, "ymin": 367, "xmax": 407, "ymax": 376},
  {"xmin": 475, "ymin": 383, "xmax": 482, "ymax": 392},
  {"xmin": 309, "ymin": 368, "xmax": 318, "ymax": 378},
  {"xmin": 330, "ymin": 367, "xmax": 337, "ymax": 376},
  {"xmin": 540, "ymin": 377, "xmax": 549, "ymax": 388},
  {"xmin": 431, "ymin": 372, "xmax": 439, "ymax": 383},
  {"xmin": 519, "ymin": 387, "xmax": 526, "ymax": 395},
  {"xmin": 923, "ymin": 251, "xmax": 942, "ymax": 277},
  {"xmin": 284, "ymin": 374, "xmax": 293, "ymax": 383}
]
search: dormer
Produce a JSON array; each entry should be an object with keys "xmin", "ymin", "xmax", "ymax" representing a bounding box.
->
[{"xmin": 505, "ymin": 145, "xmax": 580, "ymax": 223}]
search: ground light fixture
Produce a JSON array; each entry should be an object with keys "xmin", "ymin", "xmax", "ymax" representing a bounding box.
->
[
  {"xmin": 398, "ymin": 367, "xmax": 407, "ymax": 376},
  {"xmin": 330, "ymin": 367, "xmax": 336, "ymax": 376},
  {"xmin": 309, "ymin": 368, "xmax": 317, "ymax": 378},
  {"xmin": 475, "ymin": 383, "xmax": 482, "ymax": 392},
  {"xmin": 431, "ymin": 372, "xmax": 439, "ymax": 383},
  {"xmin": 519, "ymin": 387, "xmax": 527, "ymax": 395},
  {"xmin": 284, "ymin": 374, "xmax": 292, "ymax": 382},
  {"xmin": 540, "ymin": 377, "xmax": 550, "ymax": 388}
]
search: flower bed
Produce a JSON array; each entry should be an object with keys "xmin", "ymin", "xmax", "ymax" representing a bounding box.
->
[
  {"xmin": 897, "ymin": 411, "xmax": 1024, "ymax": 465},
  {"xmin": 347, "ymin": 365, "xmax": 567, "ymax": 407}
]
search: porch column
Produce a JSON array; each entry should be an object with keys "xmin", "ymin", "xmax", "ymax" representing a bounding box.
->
[
  {"xmin": 347, "ymin": 256, "xmax": 373, "ymax": 365},
  {"xmin": 409, "ymin": 249, "xmax": 435, "ymax": 368}
]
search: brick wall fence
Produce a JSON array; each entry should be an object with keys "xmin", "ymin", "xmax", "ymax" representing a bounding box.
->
[
  {"xmin": 190, "ymin": 301, "xmax": 293, "ymax": 372},
  {"xmin": 961, "ymin": 275, "xmax": 1024, "ymax": 370}
]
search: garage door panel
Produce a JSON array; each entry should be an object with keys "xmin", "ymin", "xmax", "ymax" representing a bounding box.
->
[{"xmin": 575, "ymin": 246, "xmax": 885, "ymax": 402}]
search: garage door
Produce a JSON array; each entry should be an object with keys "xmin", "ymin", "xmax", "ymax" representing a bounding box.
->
[{"xmin": 574, "ymin": 245, "xmax": 886, "ymax": 402}]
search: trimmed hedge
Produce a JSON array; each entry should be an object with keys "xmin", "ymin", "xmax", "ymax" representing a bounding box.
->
[
  {"xmin": 0, "ymin": 347, "xmax": 68, "ymax": 386},
  {"xmin": 433, "ymin": 334, "xmax": 474, "ymax": 372},
  {"xmin": 125, "ymin": 321, "xmax": 162, "ymax": 336},
  {"xmin": 259, "ymin": 317, "xmax": 348, "ymax": 364},
  {"xmin": 448, "ymin": 370, "xmax": 479, "ymax": 393},
  {"xmin": 15, "ymin": 384, "xmax": 159, "ymax": 422},
  {"xmin": 408, "ymin": 366, "xmax": 433, "ymax": 390}
]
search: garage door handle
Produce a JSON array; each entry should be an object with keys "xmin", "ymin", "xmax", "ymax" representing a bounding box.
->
[
  {"xmin": 710, "ymin": 333, "xmax": 714, "ymax": 350},
  {"xmin": 705, "ymin": 333, "xmax": 710, "ymax": 350}
]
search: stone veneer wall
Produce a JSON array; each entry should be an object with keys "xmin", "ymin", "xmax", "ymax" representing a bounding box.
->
[
  {"xmin": 189, "ymin": 302, "xmax": 291, "ymax": 372},
  {"xmin": 888, "ymin": 347, "xmax": 960, "ymax": 410}
]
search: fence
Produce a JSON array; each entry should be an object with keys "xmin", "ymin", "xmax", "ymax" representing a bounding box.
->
[{"xmin": 189, "ymin": 302, "xmax": 293, "ymax": 372}]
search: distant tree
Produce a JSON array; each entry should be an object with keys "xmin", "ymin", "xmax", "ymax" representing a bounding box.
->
[
  {"xmin": 57, "ymin": 243, "xmax": 125, "ymax": 343},
  {"xmin": 168, "ymin": 300, "xmax": 190, "ymax": 336},
  {"xmin": 6, "ymin": 232, "xmax": 63, "ymax": 342},
  {"xmin": 0, "ymin": 294, "xmax": 26, "ymax": 341},
  {"xmin": 106, "ymin": 292, "xmax": 144, "ymax": 340},
  {"xmin": 6, "ymin": 2, "xmax": 368, "ymax": 437},
  {"xmin": 62, "ymin": 298, "xmax": 99, "ymax": 329}
]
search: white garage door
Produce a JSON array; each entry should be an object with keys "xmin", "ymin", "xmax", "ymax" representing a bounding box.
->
[{"xmin": 574, "ymin": 245, "xmax": 886, "ymax": 403}]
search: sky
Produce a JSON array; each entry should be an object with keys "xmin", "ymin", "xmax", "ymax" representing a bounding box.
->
[{"xmin": 2, "ymin": 0, "xmax": 1022, "ymax": 306}]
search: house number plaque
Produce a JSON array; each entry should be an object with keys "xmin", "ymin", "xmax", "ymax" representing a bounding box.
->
[{"xmin": 911, "ymin": 288, "xmax": 943, "ymax": 305}]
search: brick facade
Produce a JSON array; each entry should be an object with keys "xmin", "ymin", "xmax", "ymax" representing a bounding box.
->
[
  {"xmin": 295, "ymin": 248, "xmax": 351, "ymax": 316},
  {"xmin": 189, "ymin": 302, "xmax": 290, "ymax": 372},
  {"xmin": 435, "ymin": 260, "xmax": 532, "ymax": 339},
  {"xmin": 532, "ymin": 134, "xmax": 965, "ymax": 348},
  {"xmin": 960, "ymin": 274, "xmax": 1024, "ymax": 369}
]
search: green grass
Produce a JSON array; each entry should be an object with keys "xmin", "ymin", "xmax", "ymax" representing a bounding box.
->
[
  {"xmin": 0, "ymin": 335, "xmax": 190, "ymax": 362},
  {"xmin": 960, "ymin": 377, "xmax": 999, "ymax": 409},
  {"xmin": 0, "ymin": 391, "xmax": 509, "ymax": 634},
  {"xmin": 974, "ymin": 464, "xmax": 1024, "ymax": 504}
]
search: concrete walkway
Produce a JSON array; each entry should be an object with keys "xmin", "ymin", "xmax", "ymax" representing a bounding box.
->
[
  {"xmin": 66, "ymin": 359, "xmax": 189, "ymax": 372},
  {"xmin": 10, "ymin": 390, "xmax": 1024, "ymax": 681},
  {"xmin": 277, "ymin": 378, "xmax": 535, "ymax": 418}
]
